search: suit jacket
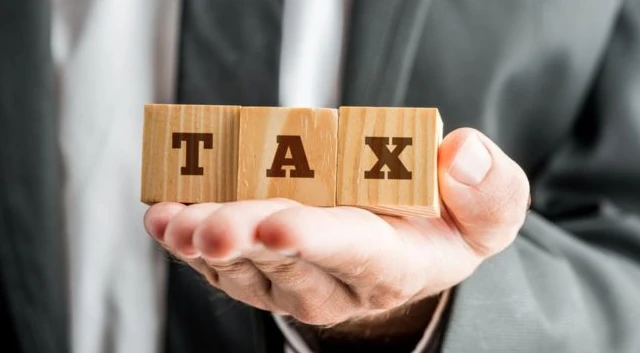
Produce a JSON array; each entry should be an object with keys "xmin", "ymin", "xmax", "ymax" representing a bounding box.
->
[{"xmin": 2, "ymin": 0, "xmax": 640, "ymax": 352}]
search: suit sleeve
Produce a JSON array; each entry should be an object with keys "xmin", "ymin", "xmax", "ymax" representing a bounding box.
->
[{"xmin": 440, "ymin": 1, "xmax": 640, "ymax": 352}]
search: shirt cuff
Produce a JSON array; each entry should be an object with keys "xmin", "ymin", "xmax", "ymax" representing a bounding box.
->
[{"xmin": 272, "ymin": 289, "xmax": 451, "ymax": 353}]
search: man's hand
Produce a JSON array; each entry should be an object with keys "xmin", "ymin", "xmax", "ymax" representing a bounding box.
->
[{"xmin": 144, "ymin": 128, "xmax": 529, "ymax": 331}]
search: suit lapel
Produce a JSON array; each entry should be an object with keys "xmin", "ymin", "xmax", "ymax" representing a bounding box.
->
[
  {"xmin": 0, "ymin": 1, "xmax": 68, "ymax": 353},
  {"xmin": 343, "ymin": 0, "xmax": 436, "ymax": 106}
]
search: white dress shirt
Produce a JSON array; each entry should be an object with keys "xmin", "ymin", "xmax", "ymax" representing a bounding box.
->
[
  {"xmin": 52, "ymin": 1, "xmax": 442, "ymax": 352},
  {"xmin": 52, "ymin": 1, "xmax": 179, "ymax": 352},
  {"xmin": 279, "ymin": 0, "xmax": 349, "ymax": 108}
]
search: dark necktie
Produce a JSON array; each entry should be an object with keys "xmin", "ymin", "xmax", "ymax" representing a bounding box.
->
[{"xmin": 165, "ymin": 1, "xmax": 284, "ymax": 353}]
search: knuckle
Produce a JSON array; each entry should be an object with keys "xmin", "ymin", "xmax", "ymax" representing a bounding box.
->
[
  {"xmin": 288, "ymin": 281, "xmax": 345, "ymax": 325},
  {"xmin": 192, "ymin": 259, "xmax": 278, "ymax": 313},
  {"xmin": 210, "ymin": 259, "xmax": 253, "ymax": 277},
  {"xmin": 338, "ymin": 263, "xmax": 369, "ymax": 283},
  {"xmin": 254, "ymin": 259, "xmax": 295, "ymax": 274},
  {"xmin": 290, "ymin": 301, "xmax": 327, "ymax": 325},
  {"xmin": 254, "ymin": 261, "xmax": 306, "ymax": 284},
  {"xmin": 329, "ymin": 254, "xmax": 372, "ymax": 283},
  {"xmin": 362, "ymin": 283, "xmax": 411, "ymax": 311},
  {"xmin": 201, "ymin": 266, "xmax": 220, "ymax": 285},
  {"xmin": 188, "ymin": 258, "xmax": 220, "ymax": 285},
  {"xmin": 228, "ymin": 290, "xmax": 274, "ymax": 312}
]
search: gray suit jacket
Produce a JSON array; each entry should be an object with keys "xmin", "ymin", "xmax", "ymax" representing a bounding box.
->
[{"xmin": 2, "ymin": 0, "xmax": 639, "ymax": 352}]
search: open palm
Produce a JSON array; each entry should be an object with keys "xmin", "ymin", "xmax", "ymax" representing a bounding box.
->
[{"xmin": 144, "ymin": 128, "xmax": 530, "ymax": 326}]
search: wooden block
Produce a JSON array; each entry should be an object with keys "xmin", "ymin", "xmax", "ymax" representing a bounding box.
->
[
  {"xmin": 237, "ymin": 107, "xmax": 338, "ymax": 206},
  {"xmin": 141, "ymin": 104, "xmax": 240, "ymax": 204},
  {"xmin": 336, "ymin": 107, "xmax": 442, "ymax": 217}
]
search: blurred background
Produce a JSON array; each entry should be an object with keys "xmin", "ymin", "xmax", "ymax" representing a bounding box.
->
[{"xmin": 1, "ymin": 1, "xmax": 640, "ymax": 353}]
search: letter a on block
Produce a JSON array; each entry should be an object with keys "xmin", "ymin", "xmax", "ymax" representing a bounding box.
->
[
  {"xmin": 141, "ymin": 104, "xmax": 240, "ymax": 204},
  {"xmin": 237, "ymin": 107, "xmax": 338, "ymax": 206},
  {"xmin": 337, "ymin": 107, "xmax": 442, "ymax": 218},
  {"xmin": 266, "ymin": 135, "xmax": 315, "ymax": 178}
]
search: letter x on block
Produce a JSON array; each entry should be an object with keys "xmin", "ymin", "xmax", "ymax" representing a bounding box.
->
[
  {"xmin": 364, "ymin": 136, "xmax": 413, "ymax": 180},
  {"xmin": 337, "ymin": 107, "xmax": 442, "ymax": 218}
]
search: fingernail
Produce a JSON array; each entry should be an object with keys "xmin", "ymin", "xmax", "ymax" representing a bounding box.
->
[{"xmin": 448, "ymin": 134, "xmax": 492, "ymax": 186}]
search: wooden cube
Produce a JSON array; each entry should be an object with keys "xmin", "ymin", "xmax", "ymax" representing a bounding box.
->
[
  {"xmin": 337, "ymin": 107, "xmax": 442, "ymax": 217},
  {"xmin": 141, "ymin": 104, "xmax": 240, "ymax": 204},
  {"xmin": 237, "ymin": 107, "xmax": 338, "ymax": 206}
]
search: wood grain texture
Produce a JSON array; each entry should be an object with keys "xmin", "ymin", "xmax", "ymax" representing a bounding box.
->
[
  {"xmin": 237, "ymin": 107, "xmax": 338, "ymax": 206},
  {"xmin": 141, "ymin": 104, "xmax": 240, "ymax": 204},
  {"xmin": 337, "ymin": 107, "xmax": 442, "ymax": 217}
]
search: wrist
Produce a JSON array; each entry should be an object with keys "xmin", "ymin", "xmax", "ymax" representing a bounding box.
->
[{"xmin": 294, "ymin": 294, "xmax": 441, "ymax": 342}]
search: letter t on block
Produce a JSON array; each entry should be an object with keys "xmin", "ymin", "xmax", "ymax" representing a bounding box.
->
[
  {"xmin": 237, "ymin": 107, "xmax": 338, "ymax": 206},
  {"xmin": 337, "ymin": 107, "xmax": 443, "ymax": 218},
  {"xmin": 141, "ymin": 104, "xmax": 240, "ymax": 204}
]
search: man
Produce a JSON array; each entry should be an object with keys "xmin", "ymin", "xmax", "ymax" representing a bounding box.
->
[{"xmin": 2, "ymin": 1, "xmax": 640, "ymax": 353}]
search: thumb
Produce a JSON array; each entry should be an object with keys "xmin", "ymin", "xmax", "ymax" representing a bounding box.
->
[{"xmin": 438, "ymin": 128, "xmax": 530, "ymax": 258}]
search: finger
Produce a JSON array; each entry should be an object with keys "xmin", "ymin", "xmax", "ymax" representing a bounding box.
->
[
  {"xmin": 144, "ymin": 202, "xmax": 187, "ymax": 241},
  {"xmin": 244, "ymin": 245, "xmax": 355, "ymax": 325},
  {"xmin": 192, "ymin": 199, "xmax": 358, "ymax": 323},
  {"xmin": 192, "ymin": 198, "xmax": 298, "ymax": 260},
  {"xmin": 438, "ymin": 128, "xmax": 530, "ymax": 257},
  {"xmin": 256, "ymin": 206, "xmax": 429, "ymax": 304},
  {"xmin": 203, "ymin": 257, "xmax": 276, "ymax": 312},
  {"xmin": 194, "ymin": 199, "xmax": 353, "ymax": 324},
  {"xmin": 163, "ymin": 203, "xmax": 224, "ymax": 258},
  {"xmin": 184, "ymin": 257, "xmax": 220, "ymax": 286},
  {"xmin": 185, "ymin": 256, "xmax": 286, "ymax": 315}
]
